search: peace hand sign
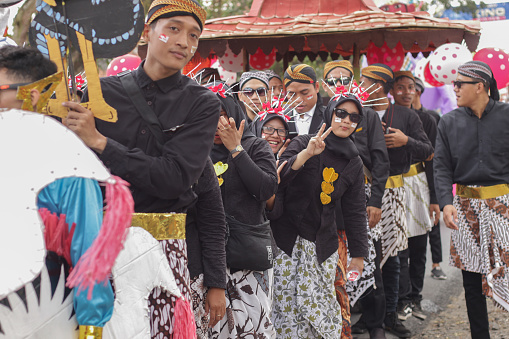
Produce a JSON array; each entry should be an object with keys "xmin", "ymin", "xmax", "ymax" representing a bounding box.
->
[{"xmin": 305, "ymin": 123, "xmax": 333, "ymax": 157}]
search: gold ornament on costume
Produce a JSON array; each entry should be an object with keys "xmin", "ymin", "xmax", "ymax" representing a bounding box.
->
[
  {"xmin": 213, "ymin": 161, "xmax": 228, "ymax": 186},
  {"xmin": 320, "ymin": 167, "xmax": 338, "ymax": 205},
  {"xmin": 16, "ymin": 72, "xmax": 63, "ymax": 113}
]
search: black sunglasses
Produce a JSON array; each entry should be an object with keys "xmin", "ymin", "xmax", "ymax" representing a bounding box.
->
[
  {"xmin": 325, "ymin": 77, "xmax": 351, "ymax": 87},
  {"xmin": 452, "ymin": 80, "xmax": 482, "ymax": 89},
  {"xmin": 333, "ymin": 108, "xmax": 363, "ymax": 124},
  {"xmin": 262, "ymin": 125, "xmax": 289, "ymax": 137},
  {"xmin": 243, "ymin": 87, "xmax": 266, "ymax": 97}
]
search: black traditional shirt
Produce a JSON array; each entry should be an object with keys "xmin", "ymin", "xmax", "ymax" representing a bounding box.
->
[
  {"xmin": 353, "ymin": 107, "xmax": 390, "ymax": 208},
  {"xmin": 84, "ymin": 64, "xmax": 221, "ymax": 213},
  {"xmin": 414, "ymin": 107, "xmax": 438, "ymax": 205},
  {"xmin": 434, "ymin": 99, "xmax": 509, "ymax": 208},
  {"xmin": 383, "ymin": 104, "xmax": 433, "ymax": 176}
]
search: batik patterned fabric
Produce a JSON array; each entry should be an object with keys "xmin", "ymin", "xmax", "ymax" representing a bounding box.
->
[
  {"xmin": 190, "ymin": 274, "xmax": 209, "ymax": 339},
  {"xmin": 210, "ymin": 268, "xmax": 276, "ymax": 338},
  {"xmin": 404, "ymin": 172, "xmax": 432, "ymax": 238},
  {"xmin": 272, "ymin": 236, "xmax": 342, "ymax": 339},
  {"xmin": 335, "ymin": 230, "xmax": 352, "ymax": 339},
  {"xmin": 148, "ymin": 239, "xmax": 192, "ymax": 338},
  {"xmin": 346, "ymin": 225, "xmax": 376, "ymax": 307},
  {"xmin": 372, "ymin": 187, "xmax": 408, "ymax": 267},
  {"xmin": 450, "ymin": 192, "xmax": 509, "ymax": 311},
  {"xmin": 366, "ymin": 183, "xmax": 382, "ymax": 242}
]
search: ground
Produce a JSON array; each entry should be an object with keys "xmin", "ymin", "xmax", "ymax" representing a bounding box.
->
[{"xmin": 352, "ymin": 218, "xmax": 509, "ymax": 338}]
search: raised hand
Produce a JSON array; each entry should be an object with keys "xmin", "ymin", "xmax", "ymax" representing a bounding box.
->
[
  {"xmin": 277, "ymin": 138, "xmax": 291, "ymax": 160},
  {"xmin": 218, "ymin": 116, "xmax": 244, "ymax": 152},
  {"xmin": 305, "ymin": 123, "xmax": 333, "ymax": 157}
]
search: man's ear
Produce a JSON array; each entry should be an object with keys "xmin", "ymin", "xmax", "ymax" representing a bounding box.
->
[
  {"xmin": 30, "ymin": 89, "xmax": 40, "ymax": 111},
  {"xmin": 389, "ymin": 86, "xmax": 394, "ymax": 97},
  {"xmin": 314, "ymin": 81, "xmax": 320, "ymax": 92},
  {"xmin": 143, "ymin": 23, "xmax": 151, "ymax": 42}
]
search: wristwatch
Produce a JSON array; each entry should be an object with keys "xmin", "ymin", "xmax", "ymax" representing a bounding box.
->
[{"xmin": 230, "ymin": 144, "xmax": 244, "ymax": 154}]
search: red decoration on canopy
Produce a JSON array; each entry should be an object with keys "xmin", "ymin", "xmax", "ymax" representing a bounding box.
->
[
  {"xmin": 106, "ymin": 54, "xmax": 141, "ymax": 77},
  {"xmin": 473, "ymin": 48, "xmax": 509, "ymax": 89},
  {"xmin": 183, "ymin": 52, "xmax": 211, "ymax": 76},
  {"xmin": 366, "ymin": 42, "xmax": 405, "ymax": 71},
  {"xmin": 423, "ymin": 61, "xmax": 445, "ymax": 87},
  {"xmin": 249, "ymin": 48, "xmax": 276, "ymax": 70}
]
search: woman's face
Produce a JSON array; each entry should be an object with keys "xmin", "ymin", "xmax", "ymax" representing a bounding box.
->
[
  {"xmin": 330, "ymin": 101, "xmax": 360, "ymax": 138},
  {"xmin": 261, "ymin": 118, "xmax": 287, "ymax": 154},
  {"xmin": 238, "ymin": 79, "xmax": 268, "ymax": 119},
  {"xmin": 214, "ymin": 109, "xmax": 228, "ymax": 145}
]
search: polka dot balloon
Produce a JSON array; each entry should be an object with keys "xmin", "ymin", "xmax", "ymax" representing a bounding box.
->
[
  {"xmin": 473, "ymin": 48, "xmax": 509, "ymax": 89},
  {"xmin": 106, "ymin": 54, "xmax": 141, "ymax": 77},
  {"xmin": 428, "ymin": 43, "xmax": 472, "ymax": 85},
  {"xmin": 366, "ymin": 42, "xmax": 405, "ymax": 71},
  {"xmin": 219, "ymin": 44, "xmax": 244, "ymax": 73},
  {"xmin": 249, "ymin": 48, "xmax": 276, "ymax": 70},
  {"xmin": 423, "ymin": 60, "xmax": 445, "ymax": 87},
  {"xmin": 212, "ymin": 61, "xmax": 237, "ymax": 85}
]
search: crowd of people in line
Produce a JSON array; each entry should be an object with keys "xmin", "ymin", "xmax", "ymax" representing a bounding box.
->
[{"xmin": 2, "ymin": 0, "xmax": 509, "ymax": 339}]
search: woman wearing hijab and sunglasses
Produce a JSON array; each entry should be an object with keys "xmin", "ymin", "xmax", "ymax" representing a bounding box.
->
[
  {"xmin": 237, "ymin": 71, "xmax": 269, "ymax": 124},
  {"xmin": 205, "ymin": 82, "xmax": 278, "ymax": 338},
  {"xmin": 270, "ymin": 90, "xmax": 368, "ymax": 338}
]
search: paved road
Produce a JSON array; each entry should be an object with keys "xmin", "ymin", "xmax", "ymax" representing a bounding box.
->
[{"xmin": 352, "ymin": 215, "xmax": 465, "ymax": 338}]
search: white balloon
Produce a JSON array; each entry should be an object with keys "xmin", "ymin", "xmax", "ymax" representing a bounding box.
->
[
  {"xmin": 219, "ymin": 43, "xmax": 244, "ymax": 73},
  {"xmin": 428, "ymin": 43, "xmax": 473, "ymax": 85},
  {"xmin": 212, "ymin": 60, "xmax": 237, "ymax": 86},
  {"xmin": 413, "ymin": 57, "xmax": 432, "ymax": 88}
]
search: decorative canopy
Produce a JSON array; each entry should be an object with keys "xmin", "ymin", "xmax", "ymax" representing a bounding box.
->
[{"xmin": 197, "ymin": 0, "xmax": 481, "ymax": 59}]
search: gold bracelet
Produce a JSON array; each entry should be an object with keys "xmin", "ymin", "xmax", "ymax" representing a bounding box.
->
[{"xmin": 79, "ymin": 325, "xmax": 103, "ymax": 339}]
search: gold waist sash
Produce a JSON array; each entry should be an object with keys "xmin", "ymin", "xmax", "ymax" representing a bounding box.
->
[
  {"xmin": 403, "ymin": 162, "xmax": 425, "ymax": 178},
  {"xmin": 456, "ymin": 184, "xmax": 509, "ymax": 200},
  {"xmin": 131, "ymin": 213, "xmax": 186, "ymax": 240},
  {"xmin": 385, "ymin": 174, "xmax": 404, "ymax": 189}
]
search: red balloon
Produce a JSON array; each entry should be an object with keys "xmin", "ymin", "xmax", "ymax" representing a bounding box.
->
[
  {"xmin": 366, "ymin": 42, "xmax": 405, "ymax": 71},
  {"xmin": 473, "ymin": 48, "xmax": 509, "ymax": 89},
  {"xmin": 106, "ymin": 54, "xmax": 141, "ymax": 76},
  {"xmin": 423, "ymin": 61, "xmax": 444, "ymax": 87},
  {"xmin": 249, "ymin": 48, "xmax": 276, "ymax": 70},
  {"xmin": 183, "ymin": 52, "xmax": 211, "ymax": 76}
]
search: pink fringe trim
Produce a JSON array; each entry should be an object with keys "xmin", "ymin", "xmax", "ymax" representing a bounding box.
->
[
  {"xmin": 39, "ymin": 208, "xmax": 75, "ymax": 268},
  {"xmin": 67, "ymin": 175, "xmax": 134, "ymax": 299},
  {"xmin": 173, "ymin": 297, "xmax": 197, "ymax": 339}
]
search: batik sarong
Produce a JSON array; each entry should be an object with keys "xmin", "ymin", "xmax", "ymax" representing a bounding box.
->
[
  {"xmin": 272, "ymin": 236, "xmax": 342, "ymax": 339},
  {"xmin": 450, "ymin": 191, "xmax": 509, "ymax": 311},
  {"xmin": 210, "ymin": 268, "xmax": 275, "ymax": 338},
  {"xmin": 372, "ymin": 187, "xmax": 408, "ymax": 267},
  {"xmin": 404, "ymin": 171, "xmax": 432, "ymax": 238},
  {"xmin": 335, "ymin": 230, "xmax": 352, "ymax": 339},
  {"xmin": 190, "ymin": 274, "xmax": 209, "ymax": 339}
]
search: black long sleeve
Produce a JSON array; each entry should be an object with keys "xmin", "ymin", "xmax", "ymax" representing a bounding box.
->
[{"xmin": 415, "ymin": 109, "xmax": 438, "ymax": 204}]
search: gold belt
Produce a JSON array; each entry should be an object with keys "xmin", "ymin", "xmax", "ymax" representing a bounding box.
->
[
  {"xmin": 403, "ymin": 162, "xmax": 425, "ymax": 178},
  {"xmin": 385, "ymin": 174, "xmax": 404, "ymax": 189},
  {"xmin": 131, "ymin": 213, "xmax": 186, "ymax": 240},
  {"xmin": 456, "ymin": 184, "xmax": 509, "ymax": 200}
]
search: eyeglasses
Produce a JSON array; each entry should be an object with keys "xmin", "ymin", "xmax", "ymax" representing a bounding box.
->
[
  {"xmin": 452, "ymin": 80, "xmax": 482, "ymax": 89},
  {"xmin": 243, "ymin": 87, "xmax": 266, "ymax": 97},
  {"xmin": 325, "ymin": 77, "xmax": 351, "ymax": 87},
  {"xmin": 0, "ymin": 82, "xmax": 29, "ymax": 91},
  {"xmin": 262, "ymin": 125, "xmax": 288, "ymax": 137},
  {"xmin": 333, "ymin": 108, "xmax": 363, "ymax": 124}
]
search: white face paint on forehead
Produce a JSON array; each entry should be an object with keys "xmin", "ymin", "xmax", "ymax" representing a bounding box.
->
[
  {"xmin": 158, "ymin": 34, "xmax": 169, "ymax": 43},
  {"xmin": 191, "ymin": 45, "xmax": 197, "ymax": 54},
  {"xmin": 334, "ymin": 116, "xmax": 342, "ymax": 123}
]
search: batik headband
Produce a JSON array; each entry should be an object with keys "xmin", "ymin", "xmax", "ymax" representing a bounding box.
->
[
  {"xmin": 283, "ymin": 64, "xmax": 317, "ymax": 87},
  {"xmin": 239, "ymin": 71, "xmax": 269, "ymax": 90},
  {"xmin": 362, "ymin": 64, "xmax": 394, "ymax": 83},
  {"xmin": 265, "ymin": 69, "xmax": 282, "ymax": 81},
  {"xmin": 458, "ymin": 61, "xmax": 499, "ymax": 100},
  {"xmin": 147, "ymin": 0, "xmax": 207, "ymax": 31},
  {"xmin": 394, "ymin": 70, "xmax": 415, "ymax": 82},
  {"xmin": 324, "ymin": 60, "xmax": 354, "ymax": 78}
]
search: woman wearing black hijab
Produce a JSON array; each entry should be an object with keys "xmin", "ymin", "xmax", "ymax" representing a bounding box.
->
[
  {"xmin": 270, "ymin": 94, "xmax": 368, "ymax": 338},
  {"xmin": 251, "ymin": 113, "xmax": 290, "ymax": 157},
  {"xmin": 206, "ymin": 82, "xmax": 278, "ymax": 339}
]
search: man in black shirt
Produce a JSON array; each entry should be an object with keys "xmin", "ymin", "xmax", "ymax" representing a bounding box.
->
[
  {"xmin": 413, "ymin": 77, "xmax": 447, "ymax": 281},
  {"xmin": 61, "ymin": 0, "xmax": 225, "ymax": 336},
  {"xmin": 391, "ymin": 71, "xmax": 436, "ymax": 321},
  {"xmin": 435, "ymin": 61, "xmax": 509, "ymax": 338},
  {"xmin": 356, "ymin": 64, "xmax": 433, "ymax": 338}
]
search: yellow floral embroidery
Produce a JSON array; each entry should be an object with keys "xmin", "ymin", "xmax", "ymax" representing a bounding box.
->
[
  {"xmin": 213, "ymin": 161, "xmax": 228, "ymax": 186},
  {"xmin": 320, "ymin": 167, "xmax": 338, "ymax": 205}
]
